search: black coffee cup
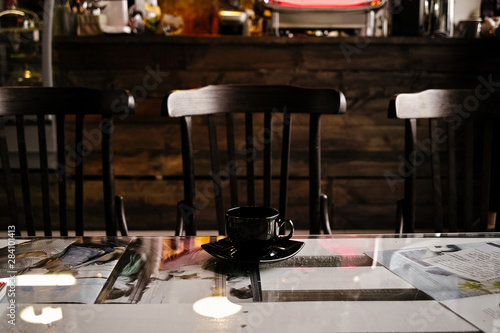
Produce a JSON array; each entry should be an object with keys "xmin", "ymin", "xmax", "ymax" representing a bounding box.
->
[{"xmin": 225, "ymin": 206, "xmax": 294, "ymax": 249}]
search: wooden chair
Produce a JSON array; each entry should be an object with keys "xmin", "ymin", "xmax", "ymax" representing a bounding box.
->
[
  {"xmin": 388, "ymin": 89, "xmax": 500, "ymax": 233},
  {"xmin": 0, "ymin": 87, "xmax": 135, "ymax": 236},
  {"xmin": 162, "ymin": 84, "xmax": 346, "ymax": 236}
]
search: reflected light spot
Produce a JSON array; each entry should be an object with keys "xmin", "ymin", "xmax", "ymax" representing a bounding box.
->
[
  {"xmin": 15, "ymin": 274, "xmax": 76, "ymax": 286},
  {"xmin": 353, "ymin": 276, "xmax": 360, "ymax": 283},
  {"xmin": 219, "ymin": 11, "xmax": 243, "ymax": 17},
  {"xmin": 20, "ymin": 306, "xmax": 63, "ymax": 325},
  {"xmin": 193, "ymin": 297, "xmax": 242, "ymax": 318}
]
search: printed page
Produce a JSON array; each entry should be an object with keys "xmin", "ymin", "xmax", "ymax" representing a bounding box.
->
[{"xmin": 423, "ymin": 243, "xmax": 500, "ymax": 281}]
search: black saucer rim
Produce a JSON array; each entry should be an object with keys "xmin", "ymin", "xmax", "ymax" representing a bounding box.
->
[{"xmin": 202, "ymin": 237, "xmax": 304, "ymax": 263}]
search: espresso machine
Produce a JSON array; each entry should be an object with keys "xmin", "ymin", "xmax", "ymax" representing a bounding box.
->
[{"xmin": 391, "ymin": 0, "xmax": 454, "ymax": 37}]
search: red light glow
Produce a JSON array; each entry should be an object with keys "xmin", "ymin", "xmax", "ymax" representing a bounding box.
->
[{"xmin": 269, "ymin": 0, "xmax": 384, "ymax": 8}]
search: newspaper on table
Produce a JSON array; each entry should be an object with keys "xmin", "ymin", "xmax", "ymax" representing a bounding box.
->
[{"xmin": 367, "ymin": 240, "xmax": 500, "ymax": 333}]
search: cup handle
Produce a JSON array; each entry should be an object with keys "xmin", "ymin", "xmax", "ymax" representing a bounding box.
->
[{"xmin": 277, "ymin": 218, "xmax": 294, "ymax": 241}]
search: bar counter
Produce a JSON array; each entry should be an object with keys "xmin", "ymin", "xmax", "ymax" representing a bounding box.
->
[
  {"xmin": 49, "ymin": 35, "xmax": 500, "ymax": 232},
  {"xmin": 54, "ymin": 34, "xmax": 500, "ymax": 72}
]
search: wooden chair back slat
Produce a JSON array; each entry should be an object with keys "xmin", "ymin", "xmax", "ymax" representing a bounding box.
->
[
  {"xmin": 309, "ymin": 113, "xmax": 322, "ymax": 234},
  {"xmin": 0, "ymin": 116, "xmax": 19, "ymax": 235},
  {"xmin": 56, "ymin": 114, "xmax": 68, "ymax": 236},
  {"xmin": 263, "ymin": 112, "xmax": 272, "ymax": 207},
  {"xmin": 37, "ymin": 115, "xmax": 52, "ymax": 236},
  {"xmin": 16, "ymin": 116, "xmax": 36, "ymax": 236},
  {"xmin": 180, "ymin": 116, "xmax": 196, "ymax": 235},
  {"xmin": 480, "ymin": 120, "xmax": 493, "ymax": 231},
  {"xmin": 207, "ymin": 114, "xmax": 226, "ymax": 234},
  {"xmin": 446, "ymin": 121, "xmax": 458, "ymax": 232},
  {"xmin": 165, "ymin": 85, "xmax": 346, "ymax": 117},
  {"xmin": 278, "ymin": 110, "xmax": 291, "ymax": 221},
  {"xmin": 492, "ymin": 123, "xmax": 500, "ymax": 232},
  {"xmin": 429, "ymin": 119, "xmax": 444, "ymax": 233},
  {"xmin": 102, "ymin": 116, "xmax": 116, "ymax": 236},
  {"xmin": 245, "ymin": 113, "xmax": 255, "ymax": 206},
  {"xmin": 403, "ymin": 119, "xmax": 418, "ymax": 233},
  {"xmin": 75, "ymin": 113, "xmax": 84, "ymax": 236},
  {"xmin": 225, "ymin": 113, "xmax": 239, "ymax": 208},
  {"xmin": 463, "ymin": 120, "xmax": 474, "ymax": 231}
]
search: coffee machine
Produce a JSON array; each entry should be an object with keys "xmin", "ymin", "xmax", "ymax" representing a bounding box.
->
[{"xmin": 391, "ymin": 0, "xmax": 454, "ymax": 37}]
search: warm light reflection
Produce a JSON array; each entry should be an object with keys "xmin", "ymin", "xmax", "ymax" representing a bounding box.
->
[
  {"xmin": 219, "ymin": 11, "xmax": 243, "ymax": 17},
  {"xmin": 14, "ymin": 274, "xmax": 76, "ymax": 286},
  {"xmin": 20, "ymin": 306, "xmax": 63, "ymax": 325},
  {"xmin": 193, "ymin": 297, "xmax": 242, "ymax": 318},
  {"xmin": 196, "ymin": 236, "xmax": 211, "ymax": 248}
]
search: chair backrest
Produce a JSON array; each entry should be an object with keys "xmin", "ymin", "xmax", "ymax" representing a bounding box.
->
[
  {"xmin": 388, "ymin": 89, "xmax": 500, "ymax": 233},
  {"xmin": 162, "ymin": 84, "xmax": 346, "ymax": 235},
  {"xmin": 0, "ymin": 87, "xmax": 134, "ymax": 236}
]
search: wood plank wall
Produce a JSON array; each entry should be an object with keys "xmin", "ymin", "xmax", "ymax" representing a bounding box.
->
[{"xmin": 11, "ymin": 35, "xmax": 499, "ymax": 233}]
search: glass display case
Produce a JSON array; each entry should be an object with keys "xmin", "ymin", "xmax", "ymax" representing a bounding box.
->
[
  {"xmin": 0, "ymin": 7, "xmax": 43, "ymax": 86},
  {"xmin": 0, "ymin": 5, "xmax": 56, "ymax": 169}
]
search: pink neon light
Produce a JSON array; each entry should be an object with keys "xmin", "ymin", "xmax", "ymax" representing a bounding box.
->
[{"xmin": 269, "ymin": 0, "xmax": 381, "ymax": 8}]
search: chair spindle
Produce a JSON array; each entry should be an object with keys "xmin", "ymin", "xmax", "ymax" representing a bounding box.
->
[
  {"xmin": 16, "ymin": 116, "xmax": 36, "ymax": 236},
  {"xmin": 429, "ymin": 118, "xmax": 444, "ymax": 233},
  {"xmin": 0, "ymin": 117, "xmax": 20, "ymax": 235},
  {"xmin": 279, "ymin": 111, "xmax": 291, "ymax": 220},
  {"xmin": 56, "ymin": 114, "xmax": 68, "ymax": 236},
  {"xmin": 480, "ymin": 119, "xmax": 493, "ymax": 231},
  {"xmin": 309, "ymin": 113, "xmax": 322, "ymax": 234},
  {"xmin": 245, "ymin": 113, "xmax": 255, "ymax": 205},
  {"xmin": 446, "ymin": 121, "xmax": 458, "ymax": 232},
  {"xmin": 102, "ymin": 116, "xmax": 116, "ymax": 236},
  {"xmin": 403, "ymin": 118, "xmax": 418, "ymax": 233},
  {"xmin": 180, "ymin": 116, "xmax": 196, "ymax": 235},
  {"xmin": 207, "ymin": 114, "xmax": 225, "ymax": 235},
  {"xmin": 37, "ymin": 115, "xmax": 52, "ymax": 236},
  {"xmin": 225, "ymin": 113, "xmax": 239, "ymax": 208},
  {"xmin": 75, "ymin": 113, "xmax": 84, "ymax": 236},
  {"xmin": 263, "ymin": 112, "xmax": 272, "ymax": 207},
  {"xmin": 463, "ymin": 120, "xmax": 474, "ymax": 231}
]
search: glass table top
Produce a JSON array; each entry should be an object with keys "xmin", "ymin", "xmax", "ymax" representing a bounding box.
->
[{"xmin": 1, "ymin": 233, "xmax": 499, "ymax": 332}]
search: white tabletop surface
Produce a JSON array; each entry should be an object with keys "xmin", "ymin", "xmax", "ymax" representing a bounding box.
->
[{"xmin": 1, "ymin": 234, "xmax": 498, "ymax": 332}]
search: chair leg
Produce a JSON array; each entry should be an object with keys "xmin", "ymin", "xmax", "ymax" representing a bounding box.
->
[
  {"xmin": 115, "ymin": 196, "xmax": 129, "ymax": 236},
  {"xmin": 176, "ymin": 201, "xmax": 185, "ymax": 236},
  {"xmin": 396, "ymin": 199, "xmax": 404, "ymax": 235},
  {"xmin": 320, "ymin": 193, "xmax": 332, "ymax": 235}
]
